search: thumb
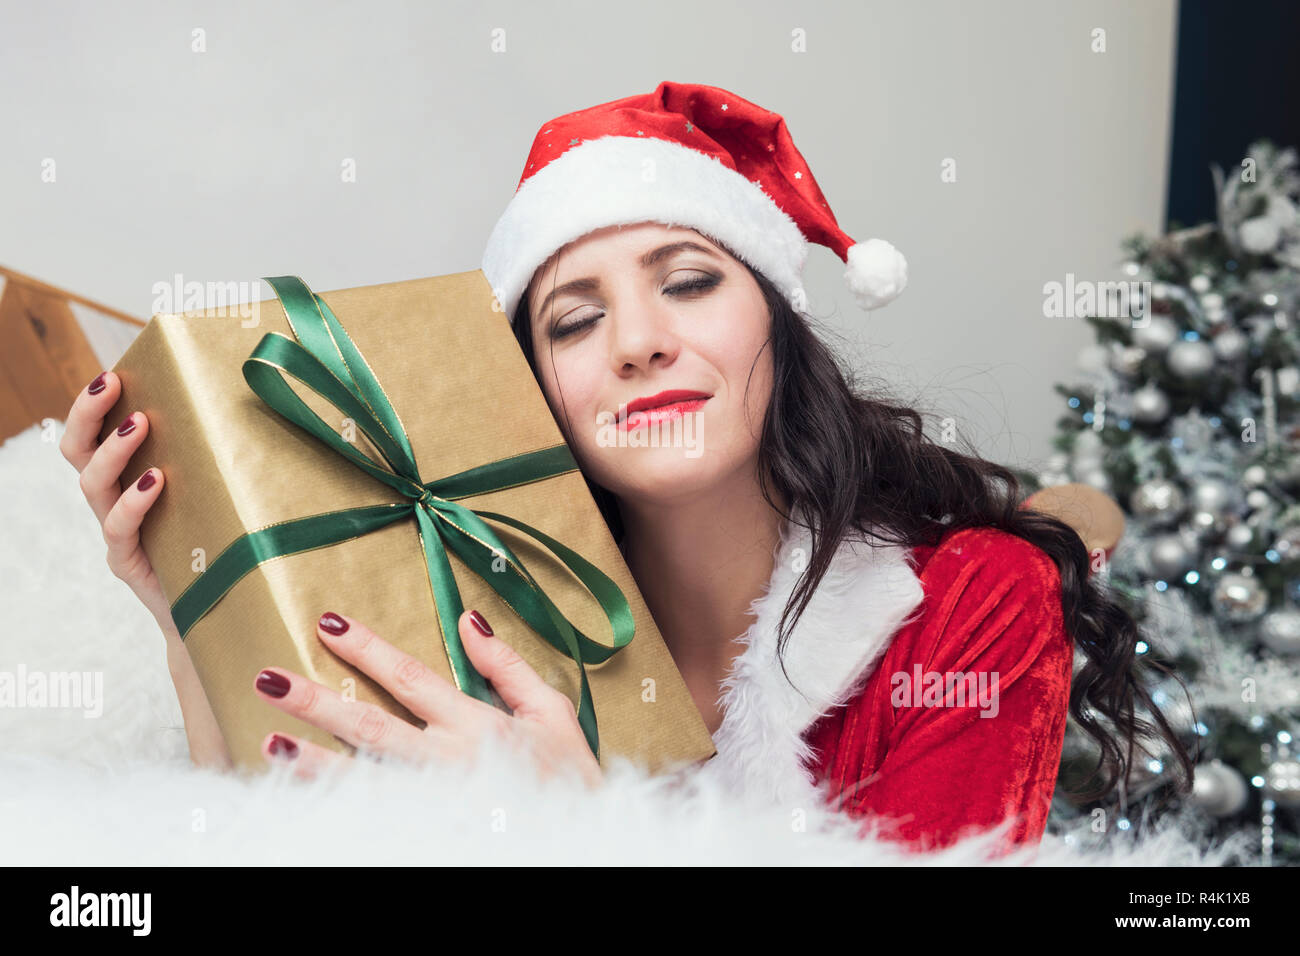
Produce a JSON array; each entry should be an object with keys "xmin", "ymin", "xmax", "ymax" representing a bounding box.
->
[{"xmin": 459, "ymin": 609, "xmax": 554, "ymax": 717}]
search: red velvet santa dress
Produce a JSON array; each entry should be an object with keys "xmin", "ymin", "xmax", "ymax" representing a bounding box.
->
[{"xmin": 691, "ymin": 512, "xmax": 1074, "ymax": 856}]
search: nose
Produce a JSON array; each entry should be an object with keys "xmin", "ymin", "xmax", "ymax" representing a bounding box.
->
[{"xmin": 606, "ymin": 294, "xmax": 680, "ymax": 373}]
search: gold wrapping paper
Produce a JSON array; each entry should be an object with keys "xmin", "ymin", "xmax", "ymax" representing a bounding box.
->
[{"xmin": 99, "ymin": 270, "xmax": 717, "ymax": 774}]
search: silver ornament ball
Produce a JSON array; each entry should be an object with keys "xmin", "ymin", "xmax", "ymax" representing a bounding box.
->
[
  {"xmin": 1167, "ymin": 339, "xmax": 1216, "ymax": 379},
  {"xmin": 1189, "ymin": 760, "xmax": 1249, "ymax": 817},
  {"xmin": 1211, "ymin": 572, "xmax": 1268, "ymax": 622},
  {"xmin": 1240, "ymin": 215, "xmax": 1282, "ymax": 254},
  {"xmin": 1225, "ymin": 523, "xmax": 1256, "ymax": 548},
  {"xmin": 1212, "ymin": 327, "xmax": 1249, "ymax": 362},
  {"xmin": 1259, "ymin": 608, "xmax": 1300, "ymax": 655},
  {"xmin": 1190, "ymin": 478, "xmax": 1233, "ymax": 513},
  {"xmin": 1148, "ymin": 534, "xmax": 1197, "ymax": 580},
  {"xmin": 1132, "ymin": 315, "xmax": 1179, "ymax": 354},
  {"xmin": 1132, "ymin": 385, "xmax": 1171, "ymax": 423},
  {"xmin": 1130, "ymin": 479, "xmax": 1185, "ymax": 520},
  {"xmin": 1246, "ymin": 489, "xmax": 1272, "ymax": 510}
]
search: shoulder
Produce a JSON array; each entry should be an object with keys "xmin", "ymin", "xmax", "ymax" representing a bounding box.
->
[
  {"xmin": 912, "ymin": 526, "xmax": 1062, "ymax": 603},
  {"xmin": 894, "ymin": 525, "xmax": 1069, "ymax": 670}
]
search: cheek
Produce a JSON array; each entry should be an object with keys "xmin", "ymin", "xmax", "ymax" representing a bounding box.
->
[
  {"xmin": 537, "ymin": 353, "xmax": 603, "ymax": 436},
  {"xmin": 711, "ymin": 323, "xmax": 775, "ymax": 435}
]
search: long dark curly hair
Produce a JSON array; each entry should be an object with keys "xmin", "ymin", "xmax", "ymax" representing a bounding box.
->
[{"xmin": 508, "ymin": 243, "xmax": 1197, "ymax": 804}]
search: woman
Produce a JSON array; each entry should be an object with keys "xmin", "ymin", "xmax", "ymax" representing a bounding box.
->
[{"xmin": 62, "ymin": 81, "xmax": 1193, "ymax": 854}]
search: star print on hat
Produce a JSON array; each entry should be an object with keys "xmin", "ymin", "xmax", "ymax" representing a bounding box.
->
[{"xmin": 481, "ymin": 80, "xmax": 908, "ymax": 322}]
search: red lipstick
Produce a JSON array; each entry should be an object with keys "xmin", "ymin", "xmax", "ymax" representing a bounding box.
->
[{"xmin": 617, "ymin": 389, "xmax": 711, "ymax": 430}]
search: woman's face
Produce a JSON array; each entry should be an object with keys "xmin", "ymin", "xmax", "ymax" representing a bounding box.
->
[{"xmin": 524, "ymin": 222, "xmax": 774, "ymax": 508}]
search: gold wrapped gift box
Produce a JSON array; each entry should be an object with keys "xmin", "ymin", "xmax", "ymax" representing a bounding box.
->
[{"xmin": 99, "ymin": 270, "xmax": 717, "ymax": 774}]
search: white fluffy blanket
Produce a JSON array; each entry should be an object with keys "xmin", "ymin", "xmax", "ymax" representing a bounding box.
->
[{"xmin": 1, "ymin": 423, "xmax": 1241, "ymax": 865}]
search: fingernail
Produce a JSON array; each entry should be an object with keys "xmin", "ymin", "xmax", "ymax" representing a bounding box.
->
[
  {"xmin": 469, "ymin": 609, "xmax": 493, "ymax": 636},
  {"xmin": 136, "ymin": 469, "xmax": 156, "ymax": 491},
  {"xmin": 268, "ymin": 734, "xmax": 299, "ymax": 760},
  {"xmin": 88, "ymin": 372, "xmax": 107, "ymax": 395},
  {"xmin": 319, "ymin": 612, "xmax": 349, "ymax": 635},
  {"xmin": 115, "ymin": 415, "xmax": 136, "ymax": 437},
  {"xmin": 255, "ymin": 669, "xmax": 291, "ymax": 698}
]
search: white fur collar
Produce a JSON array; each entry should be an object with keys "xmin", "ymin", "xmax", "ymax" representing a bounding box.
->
[{"xmin": 692, "ymin": 514, "xmax": 926, "ymax": 808}]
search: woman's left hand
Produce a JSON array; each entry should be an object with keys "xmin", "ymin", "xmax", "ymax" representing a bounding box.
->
[{"xmin": 253, "ymin": 608, "xmax": 603, "ymax": 790}]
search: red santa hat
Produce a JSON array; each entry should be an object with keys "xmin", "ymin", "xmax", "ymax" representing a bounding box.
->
[{"xmin": 482, "ymin": 80, "xmax": 908, "ymax": 322}]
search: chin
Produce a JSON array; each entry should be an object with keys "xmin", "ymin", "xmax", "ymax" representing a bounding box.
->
[{"xmin": 589, "ymin": 448, "xmax": 730, "ymax": 503}]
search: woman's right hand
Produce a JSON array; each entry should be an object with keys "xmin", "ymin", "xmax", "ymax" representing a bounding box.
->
[{"xmin": 61, "ymin": 370, "xmax": 177, "ymax": 636}]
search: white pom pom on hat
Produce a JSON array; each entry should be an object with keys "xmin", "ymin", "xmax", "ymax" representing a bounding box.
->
[
  {"xmin": 482, "ymin": 80, "xmax": 908, "ymax": 321},
  {"xmin": 845, "ymin": 238, "xmax": 909, "ymax": 311}
]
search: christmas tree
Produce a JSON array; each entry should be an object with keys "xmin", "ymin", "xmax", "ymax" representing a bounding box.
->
[{"xmin": 1037, "ymin": 140, "xmax": 1300, "ymax": 865}]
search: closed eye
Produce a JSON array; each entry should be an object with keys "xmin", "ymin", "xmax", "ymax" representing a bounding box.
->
[{"xmin": 550, "ymin": 273, "xmax": 722, "ymax": 340}]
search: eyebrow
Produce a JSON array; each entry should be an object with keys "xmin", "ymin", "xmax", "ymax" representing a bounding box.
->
[{"xmin": 532, "ymin": 240, "xmax": 723, "ymax": 324}]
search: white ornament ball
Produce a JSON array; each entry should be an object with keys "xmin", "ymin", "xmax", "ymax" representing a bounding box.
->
[
  {"xmin": 1132, "ymin": 385, "xmax": 1171, "ymax": 423},
  {"xmin": 1267, "ymin": 194, "xmax": 1298, "ymax": 226},
  {"xmin": 1133, "ymin": 315, "xmax": 1179, "ymax": 353},
  {"xmin": 1240, "ymin": 215, "xmax": 1282, "ymax": 254},
  {"xmin": 1190, "ymin": 478, "xmax": 1232, "ymax": 513},
  {"xmin": 1190, "ymin": 761, "xmax": 1249, "ymax": 817},
  {"xmin": 1212, "ymin": 327, "xmax": 1249, "ymax": 362},
  {"xmin": 1246, "ymin": 489, "xmax": 1272, "ymax": 510},
  {"xmin": 1242, "ymin": 465, "xmax": 1268, "ymax": 487},
  {"xmin": 1190, "ymin": 274, "xmax": 1213, "ymax": 293},
  {"xmin": 1226, "ymin": 523, "xmax": 1256, "ymax": 548},
  {"xmin": 1167, "ymin": 339, "xmax": 1216, "ymax": 379},
  {"xmin": 1259, "ymin": 609, "xmax": 1300, "ymax": 655}
]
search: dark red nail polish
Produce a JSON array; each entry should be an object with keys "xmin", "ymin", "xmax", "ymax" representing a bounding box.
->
[
  {"xmin": 136, "ymin": 469, "xmax": 156, "ymax": 491},
  {"xmin": 256, "ymin": 669, "xmax": 291, "ymax": 698},
  {"xmin": 88, "ymin": 373, "xmax": 107, "ymax": 395},
  {"xmin": 469, "ymin": 609, "xmax": 493, "ymax": 636},
  {"xmin": 268, "ymin": 734, "xmax": 299, "ymax": 759},
  {"xmin": 319, "ymin": 612, "xmax": 349, "ymax": 635},
  {"xmin": 115, "ymin": 415, "xmax": 136, "ymax": 437}
]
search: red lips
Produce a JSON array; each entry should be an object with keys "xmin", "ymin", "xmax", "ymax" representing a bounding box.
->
[{"xmin": 617, "ymin": 389, "xmax": 712, "ymax": 423}]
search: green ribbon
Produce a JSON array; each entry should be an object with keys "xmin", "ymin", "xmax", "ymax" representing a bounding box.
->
[{"xmin": 168, "ymin": 275, "xmax": 635, "ymax": 760}]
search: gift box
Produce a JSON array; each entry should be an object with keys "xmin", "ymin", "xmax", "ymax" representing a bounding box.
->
[{"xmin": 99, "ymin": 271, "xmax": 717, "ymax": 774}]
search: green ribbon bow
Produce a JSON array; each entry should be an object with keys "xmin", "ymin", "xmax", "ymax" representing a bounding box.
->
[{"xmin": 168, "ymin": 275, "xmax": 636, "ymax": 760}]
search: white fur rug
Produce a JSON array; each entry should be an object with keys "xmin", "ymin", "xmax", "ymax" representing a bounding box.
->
[{"xmin": 1, "ymin": 422, "xmax": 1243, "ymax": 865}]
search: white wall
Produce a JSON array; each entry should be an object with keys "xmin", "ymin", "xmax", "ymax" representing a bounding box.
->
[{"xmin": 0, "ymin": 0, "xmax": 1178, "ymax": 469}]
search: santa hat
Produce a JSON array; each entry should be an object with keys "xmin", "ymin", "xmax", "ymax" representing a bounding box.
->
[{"xmin": 481, "ymin": 80, "xmax": 908, "ymax": 322}]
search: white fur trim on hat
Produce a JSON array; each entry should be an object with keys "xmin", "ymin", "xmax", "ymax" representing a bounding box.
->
[
  {"xmin": 482, "ymin": 135, "xmax": 809, "ymax": 321},
  {"xmin": 844, "ymin": 239, "xmax": 909, "ymax": 311}
]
